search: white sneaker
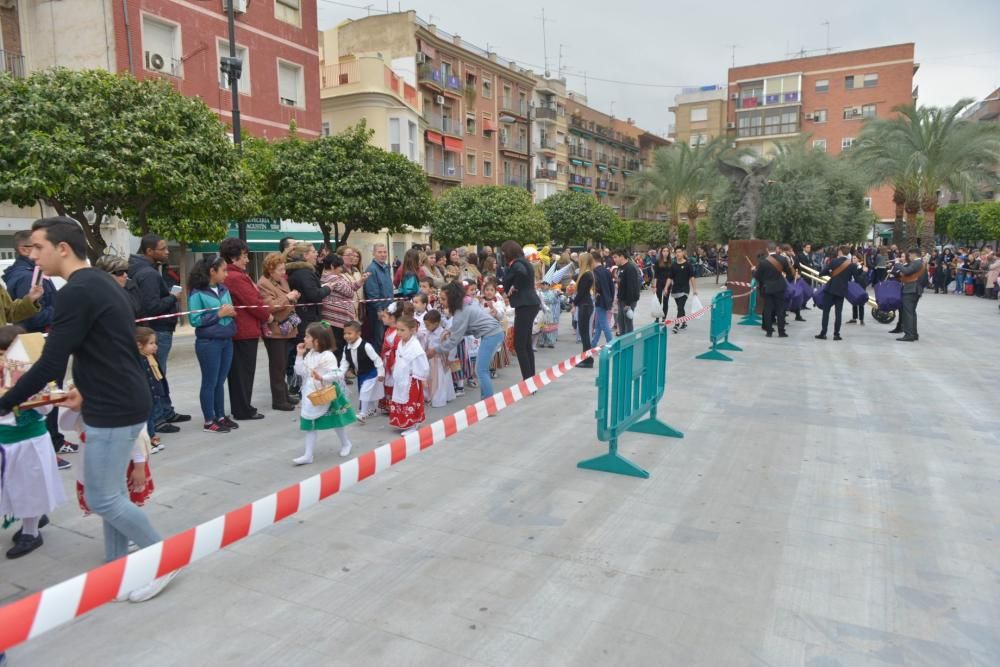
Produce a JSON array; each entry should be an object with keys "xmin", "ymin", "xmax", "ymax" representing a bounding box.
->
[
  {"xmin": 128, "ymin": 569, "xmax": 179, "ymax": 603},
  {"xmin": 339, "ymin": 441, "xmax": 353, "ymax": 457},
  {"xmin": 292, "ymin": 455, "xmax": 313, "ymax": 466}
]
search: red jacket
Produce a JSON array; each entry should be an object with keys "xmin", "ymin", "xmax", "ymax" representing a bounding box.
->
[{"xmin": 224, "ymin": 263, "xmax": 268, "ymax": 340}]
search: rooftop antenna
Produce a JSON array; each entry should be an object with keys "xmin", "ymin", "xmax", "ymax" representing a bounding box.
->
[
  {"xmin": 729, "ymin": 44, "xmax": 740, "ymax": 68},
  {"xmin": 610, "ymin": 100, "xmax": 615, "ymax": 118},
  {"xmin": 558, "ymin": 44, "xmax": 567, "ymax": 79},
  {"xmin": 583, "ymin": 71, "xmax": 588, "ymax": 98},
  {"xmin": 535, "ymin": 8, "xmax": 554, "ymax": 78},
  {"xmin": 822, "ymin": 20, "xmax": 831, "ymax": 53}
]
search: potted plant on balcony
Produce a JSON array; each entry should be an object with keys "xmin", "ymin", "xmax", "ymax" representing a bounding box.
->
[{"xmin": 464, "ymin": 84, "xmax": 477, "ymax": 107}]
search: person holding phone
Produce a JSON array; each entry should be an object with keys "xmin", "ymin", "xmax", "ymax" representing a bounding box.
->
[{"xmin": 187, "ymin": 256, "xmax": 239, "ymax": 433}]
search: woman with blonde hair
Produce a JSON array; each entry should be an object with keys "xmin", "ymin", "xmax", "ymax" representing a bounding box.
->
[
  {"xmin": 257, "ymin": 252, "xmax": 301, "ymax": 410},
  {"xmin": 573, "ymin": 252, "xmax": 596, "ymax": 367}
]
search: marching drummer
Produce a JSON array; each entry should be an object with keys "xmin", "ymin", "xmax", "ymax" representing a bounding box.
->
[{"xmin": 889, "ymin": 248, "xmax": 926, "ymax": 342}]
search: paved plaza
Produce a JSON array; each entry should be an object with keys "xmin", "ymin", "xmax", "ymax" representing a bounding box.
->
[{"xmin": 4, "ymin": 283, "xmax": 1000, "ymax": 665}]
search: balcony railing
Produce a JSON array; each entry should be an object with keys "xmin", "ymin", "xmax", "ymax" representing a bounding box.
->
[
  {"xmin": 418, "ymin": 64, "xmax": 444, "ymax": 89},
  {"xmin": 506, "ymin": 176, "xmax": 528, "ymax": 188},
  {"xmin": 499, "ymin": 136, "xmax": 528, "ymax": 153},
  {"xmin": 610, "ymin": 157, "xmax": 621, "ymax": 167},
  {"xmin": 626, "ymin": 160, "xmax": 641, "ymax": 170},
  {"xmin": 609, "ymin": 182, "xmax": 621, "ymax": 193},
  {"xmin": 426, "ymin": 112, "xmax": 463, "ymax": 137},
  {"xmin": 0, "ymin": 50, "xmax": 26, "ymax": 79},
  {"xmin": 501, "ymin": 98, "xmax": 529, "ymax": 118},
  {"xmin": 445, "ymin": 75, "xmax": 461, "ymax": 92},
  {"xmin": 321, "ymin": 61, "xmax": 360, "ymax": 88},
  {"xmin": 596, "ymin": 153, "xmax": 610, "ymax": 164},
  {"xmin": 534, "ymin": 106, "xmax": 558, "ymax": 121},
  {"xmin": 535, "ymin": 138, "xmax": 558, "ymax": 152},
  {"xmin": 736, "ymin": 92, "xmax": 801, "ymax": 110},
  {"xmin": 569, "ymin": 145, "xmax": 593, "ymax": 160},
  {"xmin": 568, "ymin": 174, "xmax": 593, "ymax": 187},
  {"xmin": 536, "ymin": 168, "xmax": 559, "ymax": 180},
  {"xmin": 425, "ymin": 157, "xmax": 463, "ymax": 181},
  {"xmin": 736, "ymin": 123, "xmax": 800, "ymax": 138}
]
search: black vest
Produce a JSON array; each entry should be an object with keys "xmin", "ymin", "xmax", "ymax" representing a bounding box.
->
[{"xmin": 346, "ymin": 341, "xmax": 378, "ymax": 376}]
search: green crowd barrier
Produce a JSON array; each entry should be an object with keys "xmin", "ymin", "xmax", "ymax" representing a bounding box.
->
[
  {"xmin": 738, "ymin": 279, "xmax": 762, "ymax": 326},
  {"xmin": 696, "ymin": 290, "xmax": 742, "ymax": 362},
  {"xmin": 578, "ymin": 322, "xmax": 683, "ymax": 479}
]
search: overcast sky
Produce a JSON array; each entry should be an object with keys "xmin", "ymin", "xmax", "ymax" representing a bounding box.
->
[{"xmin": 318, "ymin": 0, "xmax": 1000, "ymax": 136}]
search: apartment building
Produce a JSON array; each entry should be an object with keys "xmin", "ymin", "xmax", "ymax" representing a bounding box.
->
[
  {"xmin": 728, "ymin": 43, "xmax": 918, "ymax": 220},
  {"xmin": 668, "ymin": 85, "xmax": 728, "ymax": 147},
  {"xmin": 335, "ymin": 11, "xmax": 535, "ymax": 196},
  {"xmin": 532, "ymin": 75, "xmax": 570, "ymax": 201}
]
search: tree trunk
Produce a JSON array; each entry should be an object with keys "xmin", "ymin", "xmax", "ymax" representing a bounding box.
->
[
  {"xmin": 891, "ymin": 189, "xmax": 905, "ymax": 246},
  {"xmin": 178, "ymin": 241, "xmax": 191, "ymax": 327},
  {"xmin": 55, "ymin": 201, "xmax": 108, "ymax": 263},
  {"xmin": 903, "ymin": 202, "xmax": 920, "ymax": 248},
  {"xmin": 337, "ymin": 224, "xmax": 353, "ymax": 246},
  {"xmin": 920, "ymin": 202, "xmax": 937, "ymax": 251},
  {"xmin": 319, "ymin": 222, "xmax": 332, "ymax": 250},
  {"xmin": 686, "ymin": 207, "xmax": 699, "ymax": 255}
]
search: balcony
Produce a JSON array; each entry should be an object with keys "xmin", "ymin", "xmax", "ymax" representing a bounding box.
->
[
  {"xmin": 610, "ymin": 156, "xmax": 621, "ymax": 167},
  {"xmin": 534, "ymin": 106, "xmax": 558, "ymax": 122},
  {"xmin": 321, "ymin": 59, "xmax": 420, "ymax": 112},
  {"xmin": 425, "ymin": 157, "xmax": 463, "ymax": 181},
  {"xmin": 596, "ymin": 179, "xmax": 610, "ymax": 191},
  {"xmin": 321, "ymin": 61, "xmax": 360, "ymax": 88},
  {"xmin": 535, "ymin": 138, "xmax": 558, "ymax": 153},
  {"xmin": 501, "ymin": 98, "xmax": 529, "ymax": 119},
  {"xmin": 499, "ymin": 135, "xmax": 528, "ymax": 155},
  {"xmin": 417, "ymin": 64, "xmax": 444, "ymax": 91},
  {"xmin": 0, "ymin": 50, "xmax": 26, "ymax": 79},
  {"xmin": 426, "ymin": 112, "xmax": 463, "ymax": 137},
  {"xmin": 536, "ymin": 168, "xmax": 559, "ymax": 180},
  {"xmin": 506, "ymin": 176, "xmax": 528, "ymax": 188},
  {"xmin": 569, "ymin": 145, "xmax": 593, "ymax": 160},
  {"xmin": 596, "ymin": 153, "xmax": 610, "ymax": 165},
  {"xmin": 626, "ymin": 159, "xmax": 641, "ymax": 171},
  {"xmin": 609, "ymin": 182, "xmax": 621, "ymax": 193},
  {"xmin": 736, "ymin": 123, "xmax": 800, "ymax": 139},
  {"xmin": 737, "ymin": 92, "xmax": 801, "ymax": 110},
  {"xmin": 568, "ymin": 174, "xmax": 593, "ymax": 187}
]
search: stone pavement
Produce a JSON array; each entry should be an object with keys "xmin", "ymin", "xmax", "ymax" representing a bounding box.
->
[{"xmin": 5, "ymin": 283, "xmax": 1000, "ymax": 665}]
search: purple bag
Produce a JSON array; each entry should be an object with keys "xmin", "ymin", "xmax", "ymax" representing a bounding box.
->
[
  {"xmin": 786, "ymin": 281, "xmax": 805, "ymax": 311},
  {"xmin": 813, "ymin": 284, "xmax": 829, "ymax": 309},
  {"xmin": 846, "ymin": 281, "xmax": 869, "ymax": 307},
  {"xmin": 874, "ymin": 280, "xmax": 902, "ymax": 311},
  {"xmin": 797, "ymin": 278, "xmax": 814, "ymax": 304}
]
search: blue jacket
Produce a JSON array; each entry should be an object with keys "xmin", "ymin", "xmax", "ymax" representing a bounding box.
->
[
  {"xmin": 2, "ymin": 256, "xmax": 56, "ymax": 333},
  {"xmin": 593, "ymin": 265, "xmax": 615, "ymax": 309},
  {"xmin": 188, "ymin": 286, "xmax": 237, "ymax": 339},
  {"xmin": 364, "ymin": 260, "xmax": 394, "ymax": 311}
]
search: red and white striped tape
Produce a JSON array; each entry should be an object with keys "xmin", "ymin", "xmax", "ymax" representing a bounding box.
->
[
  {"xmin": 0, "ymin": 345, "xmax": 600, "ymax": 653},
  {"xmin": 134, "ymin": 296, "xmax": 408, "ymax": 323}
]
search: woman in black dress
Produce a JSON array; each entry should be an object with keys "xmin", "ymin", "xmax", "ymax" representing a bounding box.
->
[{"xmin": 500, "ymin": 240, "xmax": 541, "ymax": 380}]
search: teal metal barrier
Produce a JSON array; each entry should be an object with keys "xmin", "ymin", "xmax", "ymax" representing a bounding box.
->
[
  {"xmin": 578, "ymin": 322, "xmax": 683, "ymax": 479},
  {"xmin": 696, "ymin": 290, "xmax": 743, "ymax": 361},
  {"xmin": 738, "ymin": 279, "xmax": 762, "ymax": 326}
]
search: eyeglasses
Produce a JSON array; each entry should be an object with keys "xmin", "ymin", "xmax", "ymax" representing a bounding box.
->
[{"xmin": 111, "ymin": 270, "xmax": 127, "ymax": 277}]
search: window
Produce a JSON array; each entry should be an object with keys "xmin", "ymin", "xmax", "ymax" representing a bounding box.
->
[
  {"xmin": 813, "ymin": 109, "xmax": 827, "ymax": 123},
  {"xmin": 388, "ymin": 118, "xmax": 401, "ymax": 154},
  {"xmin": 321, "ymin": 121, "xmax": 331, "ymax": 136},
  {"xmin": 277, "ymin": 60, "xmax": 304, "ymax": 107},
  {"xmin": 482, "ymin": 77, "xmax": 492, "ymax": 98},
  {"xmin": 407, "ymin": 121, "xmax": 417, "ymax": 161},
  {"xmin": 863, "ymin": 197, "xmax": 872, "ymax": 210},
  {"xmin": 863, "ymin": 73, "xmax": 879, "ymax": 88},
  {"xmin": 482, "ymin": 112, "xmax": 492, "ymax": 137},
  {"xmin": 466, "ymin": 152, "xmax": 477, "ymax": 175},
  {"xmin": 466, "ymin": 73, "xmax": 476, "ymax": 89},
  {"xmin": 466, "ymin": 113, "xmax": 476, "ymax": 135},
  {"xmin": 861, "ymin": 104, "xmax": 876, "ymax": 119},
  {"xmin": 842, "ymin": 137, "xmax": 855, "ymax": 150},
  {"xmin": 690, "ymin": 107, "xmax": 708, "ymax": 122},
  {"xmin": 502, "ymin": 84, "xmax": 512, "ymax": 109},
  {"xmin": 689, "ymin": 134, "xmax": 707, "ymax": 147},
  {"xmin": 815, "ymin": 79, "xmax": 829, "ymax": 93},
  {"xmin": 483, "ymin": 160, "xmax": 493, "ymax": 177},
  {"xmin": 274, "ymin": 0, "xmax": 301, "ymax": 27},
  {"xmin": 217, "ymin": 40, "xmax": 249, "ymax": 93},
  {"xmin": 143, "ymin": 16, "xmax": 183, "ymax": 77},
  {"xmin": 844, "ymin": 75, "xmax": 856, "ymax": 90},
  {"xmin": 813, "ymin": 139, "xmax": 827, "ymax": 152}
]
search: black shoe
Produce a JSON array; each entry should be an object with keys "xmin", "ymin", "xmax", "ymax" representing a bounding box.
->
[
  {"xmin": 833, "ymin": 334, "xmax": 842, "ymax": 341},
  {"xmin": 778, "ymin": 332, "xmax": 789, "ymax": 338},
  {"xmin": 237, "ymin": 413, "xmax": 265, "ymax": 421},
  {"xmin": 272, "ymin": 403, "xmax": 296, "ymax": 411},
  {"xmin": 896, "ymin": 336, "xmax": 917, "ymax": 342},
  {"xmin": 794, "ymin": 316, "xmax": 806, "ymax": 322},
  {"xmin": 203, "ymin": 421, "xmax": 230, "ymax": 434},
  {"xmin": 847, "ymin": 319, "xmax": 857, "ymax": 324},
  {"xmin": 888, "ymin": 328, "xmax": 902, "ymax": 334},
  {"xmin": 220, "ymin": 416, "xmax": 240, "ymax": 430},
  {"xmin": 12, "ymin": 515, "xmax": 48, "ymax": 543},
  {"xmin": 57, "ymin": 457, "xmax": 71, "ymax": 471},
  {"xmin": 577, "ymin": 360, "xmax": 594, "ymax": 368},
  {"xmin": 155, "ymin": 423, "xmax": 180, "ymax": 434},
  {"xmin": 815, "ymin": 334, "xmax": 827, "ymax": 340},
  {"xmin": 7, "ymin": 533, "xmax": 43, "ymax": 559},
  {"xmin": 165, "ymin": 413, "xmax": 192, "ymax": 424},
  {"xmin": 766, "ymin": 331, "xmax": 773, "ymax": 337}
]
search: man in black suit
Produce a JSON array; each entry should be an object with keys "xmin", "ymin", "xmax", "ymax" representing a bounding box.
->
[
  {"xmin": 755, "ymin": 242, "xmax": 794, "ymax": 338},
  {"xmin": 891, "ymin": 247, "xmax": 925, "ymax": 342},
  {"xmin": 796, "ymin": 243, "xmax": 815, "ymax": 271},
  {"xmin": 816, "ymin": 245, "xmax": 853, "ymax": 341}
]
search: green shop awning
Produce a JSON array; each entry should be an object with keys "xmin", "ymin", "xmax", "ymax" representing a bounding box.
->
[
  {"xmin": 582, "ymin": 161, "xmax": 592, "ymax": 167},
  {"xmin": 596, "ymin": 165, "xmax": 607, "ymax": 172},
  {"xmin": 569, "ymin": 186, "xmax": 584, "ymax": 192},
  {"xmin": 191, "ymin": 229, "xmax": 327, "ymax": 253}
]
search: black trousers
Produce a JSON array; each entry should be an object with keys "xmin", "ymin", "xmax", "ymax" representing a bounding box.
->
[
  {"xmin": 577, "ymin": 302, "xmax": 593, "ymax": 361},
  {"xmin": 227, "ymin": 338, "xmax": 260, "ymax": 419},
  {"xmin": 900, "ymin": 292, "xmax": 919, "ymax": 338},
  {"xmin": 820, "ymin": 295, "xmax": 845, "ymax": 336},
  {"xmin": 618, "ymin": 301, "xmax": 636, "ymax": 334},
  {"xmin": 331, "ymin": 325, "xmax": 347, "ymax": 363},
  {"xmin": 674, "ymin": 294, "xmax": 688, "ymax": 322},
  {"xmin": 762, "ymin": 292, "xmax": 786, "ymax": 334},
  {"xmin": 514, "ymin": 305, "xmax": 540, "ymax": 380},
  {"xmin": 262, "ymin": 337, "xmax": 291, "ymax": 408},
  {"xmin": 851, "ymin": 302, "xmax": 866, "ymax": 322}
]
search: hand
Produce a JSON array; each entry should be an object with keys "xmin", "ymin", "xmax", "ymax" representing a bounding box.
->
[
  {"xmin": 427, "ymin": 348, "xmax": 436, "ymax": 359},
  {"xmin": 218, "ymin": 304, "xmax": 236, "ymax": 318},
  {"xmin": 287, "ymin": 290, "xmax": 300, "ymax": 302},
  {"xmin": 296, "ymin": 342, "xmax": 306, "ymax": 356},
  {"xmin": 376, "ymin": 375, "xmax": 384, "ymax": 383},
  {"xmin": 311, "ymin": 370, "xmax": 323, "ymax": 382},
  {"xmin": 64, "ymin": 387, "xmax": 83, "ymax": 411},
  {"xmin": 27, "ymin": 284, "xmax": 44, "ymax": 302},
  {"xmin": 130, "ymin": 465, "xmax": 147, "ymax": 492}
]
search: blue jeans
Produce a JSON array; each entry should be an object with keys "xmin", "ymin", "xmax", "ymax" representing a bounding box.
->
[
  {"xmin": 83, "ymin": 422, "xmax": 162, "ymax": 562},
  {"xmin": 195, "ymin": 337, "xmax": 233, "ymax": 423},
  {"xmin": 592, "ymin": 306, "xmax": 614, "ymax": 346},
  {"xmin": 476, "ymin": 332, "xmax": 505, "ymax": 399},
  {"xmin": 153, "ymin": 331, "xmax": 175, "ymax": 416}
]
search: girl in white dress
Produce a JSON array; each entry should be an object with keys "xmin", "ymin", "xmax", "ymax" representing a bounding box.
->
[
  {"xmin": 389, "ymin": 316, "xmax": 429, "ymax": 433},
  {"xmin": 422, "ymin": 310, "xmax": 455, "ymax": 408}
]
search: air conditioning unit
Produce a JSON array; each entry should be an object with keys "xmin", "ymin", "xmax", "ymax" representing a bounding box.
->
[
  {"xmin": 145, "ymin": 51, "xmax": 164, "ymax": 71},
  {"xmin": 804, "ymin": 113, "xmax": 815, "ymax": 121},
  {"xmin": 726, "ymin": 122, "xmax": 736, "ymax": 130},
  {"xmin": 435, "ymin": 95, "xmax": 445, "ymax": 105},
  {"xmin": 223, "ymin": 0, "xmax": 248, "ymax": 13},
  {"xmin": 416, "ymin": 52, "xmax": 427, "ymax": 64}
]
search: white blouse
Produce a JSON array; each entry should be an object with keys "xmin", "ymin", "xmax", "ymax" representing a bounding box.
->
[
  {"xmin": 295, "ymin": 350, "xmax": 343, "ymax": 419},
  {"xmin": 391, "ymin": 337, "xmax": 430, "ymax": 404}
]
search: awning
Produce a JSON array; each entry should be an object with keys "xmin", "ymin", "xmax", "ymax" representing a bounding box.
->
[
  {"xmin": 443, "ymin": 136, "xmax": 463, "ymax": 152},
  {"xmin": 483, "ymin": 120, "xmax": 498, "ymax": 132},
  {"xmin": 418, "ymin": 40, "xmax": 436, "ymax": 59},
  {"xmin": 570, "ymin": 159, "xmax": 583, "ymax": 166},
  {"xmin": 596, "ymin": 165, "xmax": 607, "ymax": 172},
  {"xmin": 582, "ymin": 161, "xmax": 592, "ymax": 167},
  {"xmin": 425, "ymin": 130, "xmax": 443, "ymax": 145}
]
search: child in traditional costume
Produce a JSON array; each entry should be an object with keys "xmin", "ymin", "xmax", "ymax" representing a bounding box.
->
[
  {"xmin": 388, "ymin": 316, "xmax": 429, "ymax": 433},
  {"xmin": 293, "ymin": 323, "xmax": 356, "ymax": 465}
]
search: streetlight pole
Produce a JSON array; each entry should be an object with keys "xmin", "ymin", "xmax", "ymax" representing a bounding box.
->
[
  {"xmin": 221, "ymin": 0, "xmax": 247, "ymax": 241},
  {"xmin": 526, "ymin": 102, "xmax": 533, "ymax": 197}
]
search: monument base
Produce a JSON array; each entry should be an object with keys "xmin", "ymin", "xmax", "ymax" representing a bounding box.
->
[{"xmin": 727, "ymin": 239, "xmax": 769, "ymax": 315}]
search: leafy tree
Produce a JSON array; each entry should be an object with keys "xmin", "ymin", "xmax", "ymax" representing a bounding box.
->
[
  {"xmin": 537, "ymin": 191, "xmax": 615, "ymax": 246},
  {"xmin": 603, "ymin": 216, "xmax": 632, "ymax": 250},
  {"xmin": 631, "ymin": 219, "xmax": 670, "ymax": 248},
  {"xmin": 269, "ymin": 122, "xmax": 432, "ymax": 248},
  {"xmin": 676, "ymin": 219, "xmax": 714, "ymax": 248},
  {"xmin": 0, "ymin": 68, "xmax": 243, "ymax": 261},
  {"xmin": 939, "ymin": 202, "xmax": 1000, "ymax": 244},
  {"xmin": 628, "ymin": 138, "xmax": 728, "ymax": 254},
  {"xmin": 432, "ymin": 186, "xmax": 549, "ymax": 247}
]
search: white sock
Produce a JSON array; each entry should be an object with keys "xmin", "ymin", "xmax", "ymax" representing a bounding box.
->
[
  {"xmin": 22, "ymin": 517, "xmax": 39, "ymax": 537},
  {"xmin": 334, "ymin": 428, "xmax": 352, "ymax": 456},
  {"xmin": 294, "ymin": 431, "xmax": 317, "ymax": 465},
  {"xmin": 360, "ymin": 399, "xmax": 375, "ymax": 416}
]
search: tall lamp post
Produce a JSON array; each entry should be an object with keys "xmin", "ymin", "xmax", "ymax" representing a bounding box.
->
[
  {"xmin": 220, "ymin": 0, "xmax": 249, "ymax": 241},
  {"xmin": 499, "ymin": 101, "xmax": 533, "ymax": 197}
]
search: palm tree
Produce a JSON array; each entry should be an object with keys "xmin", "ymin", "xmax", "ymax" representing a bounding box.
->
[
  {"xmin": 853, "ymin": 99, "xmax": 1000, "ymax": 249},
  {"xmin": 629, "ymin": 137, "xmax": 728, "ymax": 253},
  {"xmin": 851, "ymin": 118, "xmax": 921, "ymax": 245}
]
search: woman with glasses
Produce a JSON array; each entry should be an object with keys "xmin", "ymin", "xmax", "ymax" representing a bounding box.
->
[{"xmin": 95, "ymin": 255, "xmax": 142, "ymax": 316}]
